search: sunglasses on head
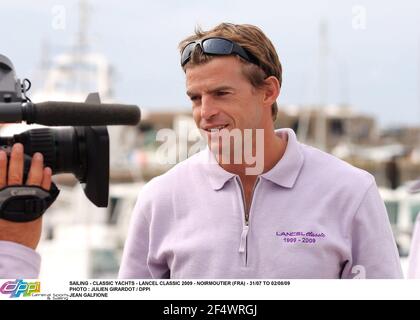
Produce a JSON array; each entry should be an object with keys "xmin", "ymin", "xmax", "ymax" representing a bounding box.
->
[{"xmin": 181, "ymin": 37, "xmax": 259, "ymax": 67}]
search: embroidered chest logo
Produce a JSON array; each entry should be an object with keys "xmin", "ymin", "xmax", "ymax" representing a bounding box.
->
[{"xmin": 276, "ymin": 231, "xmax": 326, "ymax": 244}]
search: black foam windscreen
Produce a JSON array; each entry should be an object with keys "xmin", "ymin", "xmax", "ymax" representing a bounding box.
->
[{"xmin": 29, "ymin": 101, "xmax": 141, "ymax": 126}]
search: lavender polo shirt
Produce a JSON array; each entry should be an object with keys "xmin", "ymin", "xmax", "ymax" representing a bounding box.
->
[
  {"xmin": 118, "ymin": 129, "xmax": 402, "ymax": 279},
  {"xmin": 0, "ymin": 129, "xmax": 402, "ymax": 279}
]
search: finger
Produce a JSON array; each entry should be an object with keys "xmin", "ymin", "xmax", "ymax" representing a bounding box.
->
[
  {"xmin": 26, "ymin": 153, "xmax": 44, "ymax": 186},
  {"xmin": 0, "ymin": 150, "xmax": 7, "ymax": 189},
  {"xmin": 41, "ymin": 167, "xmax": 52, "ymax": 190},
  {"xmin": 7, "ymin": 143, "xmax": 24, "ymax": 185}
]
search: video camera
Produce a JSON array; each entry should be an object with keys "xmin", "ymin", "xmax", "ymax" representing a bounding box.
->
[{"xmin": 0, "ymin": 54, "xmax": 141, "ymax": 221}]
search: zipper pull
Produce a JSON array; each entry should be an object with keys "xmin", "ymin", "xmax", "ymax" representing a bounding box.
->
[{"xmin": 239, "ymin": 225, "xmax": 249, "ymax": 253}]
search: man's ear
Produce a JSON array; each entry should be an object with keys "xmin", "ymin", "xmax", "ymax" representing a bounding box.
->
[{"xmin": 262, "ymin": 76, "xmax": 280, "ymax": 108}]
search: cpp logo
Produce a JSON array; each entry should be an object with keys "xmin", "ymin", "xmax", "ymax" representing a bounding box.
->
[{"xmin": 0, "ymin": 279, "xmax": 41, "ymax": 298}]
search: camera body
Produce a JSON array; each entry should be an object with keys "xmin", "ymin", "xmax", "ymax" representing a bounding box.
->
[{"xmin": 0, "ymin": 54, "xmax": 111, "ymax": 208}]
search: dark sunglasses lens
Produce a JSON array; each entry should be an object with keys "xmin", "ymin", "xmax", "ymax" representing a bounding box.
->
[
  {"xmin": 203, "ymin": 38, "xmax": 233, "ymax": 55},
  {"xmin": 181, "ymin": 42, "xmax": 196, "ymax": 65}
]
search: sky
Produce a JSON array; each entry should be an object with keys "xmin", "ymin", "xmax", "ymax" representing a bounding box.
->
[{"xmin": 1, "ymin": 0, "xmax": 420, "ymax": 128}]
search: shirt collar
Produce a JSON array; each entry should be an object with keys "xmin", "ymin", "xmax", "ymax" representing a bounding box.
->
[
  {"xmin": 200, "ymin": 146, "xmax": 236, "ymax": 190},
  {"xmin": 200, "ymin": 128, "xmax": 304, "ymax": 190},
  {"xmin": 260, "ymin": 128, "xmax": 304, "ymax": 188}
]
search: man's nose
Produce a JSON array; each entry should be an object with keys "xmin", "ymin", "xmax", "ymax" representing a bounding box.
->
[{"xmin": 201, "ymin": 95, "xmax": 219, "ymax": 120}]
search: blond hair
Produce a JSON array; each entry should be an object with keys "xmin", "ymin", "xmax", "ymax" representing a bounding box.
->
[{"xmin": 179, "ymin": 23, "xmax": 282, "ymax": 121}]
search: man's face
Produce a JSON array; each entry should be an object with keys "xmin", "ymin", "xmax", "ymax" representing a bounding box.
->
[{"xmin": 186, "ymin": 56, "xmax": 265, "ymax": 152}]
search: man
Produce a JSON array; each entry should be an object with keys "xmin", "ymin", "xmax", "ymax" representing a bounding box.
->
[
  {"xmin": 118, "ymin": 23, "xmax": 402, "ymax": 278},
  {"xmin": 0, "ymin": 23, "xmax": 402, "ymax": 279}
]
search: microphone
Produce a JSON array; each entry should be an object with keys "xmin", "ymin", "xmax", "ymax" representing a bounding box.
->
[
  {"xmin": 23, "ymin": 101, "xmax": 141, "ymax": 126},
  {"xmin": 0, "ymin": 100, "xmax": 141, "ymax": 126}
]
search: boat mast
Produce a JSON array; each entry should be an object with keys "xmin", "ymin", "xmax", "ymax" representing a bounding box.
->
[{"xmin": 315, "ymin": 20, "xmax": 329, "ymax": 151}]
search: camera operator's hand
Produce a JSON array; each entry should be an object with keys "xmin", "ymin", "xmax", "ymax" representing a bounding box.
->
[{"xmin": 0, "ymin": 143, "xmax": 52, "ymax": 250}]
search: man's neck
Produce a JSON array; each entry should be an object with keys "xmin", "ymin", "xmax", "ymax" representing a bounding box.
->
[
  {"xmin": 216, "ymin": 128, "xmax": 287, "ymax": 214},
  {"xmin": 219, "ymin": 128, "xmax": 287, "ymax": 181}
]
